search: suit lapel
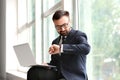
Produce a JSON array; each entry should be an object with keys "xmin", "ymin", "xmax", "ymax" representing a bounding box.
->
[
  {"xmin": 56, "ymin": 36, "xmax": 61, "ymax": 44},
  {"xmin": 64, "ymin": 29, "xmax": 76, "ymax": 43}
]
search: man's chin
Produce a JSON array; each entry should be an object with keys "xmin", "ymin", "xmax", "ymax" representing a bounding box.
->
[
  {"xmin": 60, "ymin": 33, "xmax": 67, "ymax": 36},
  {"xmin": 60, "ymin": 32, "xmax": 68, "ymax": 36}
]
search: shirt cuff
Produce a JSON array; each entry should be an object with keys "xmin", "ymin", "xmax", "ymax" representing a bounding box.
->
[{"xmin": 60, "ymin": 44, "xmax": 63, "ymax": 53}]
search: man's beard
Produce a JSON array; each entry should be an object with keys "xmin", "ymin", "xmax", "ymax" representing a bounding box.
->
[{"xmin": 60, "ymin": 31, "xmax": 68, "ymax": 36}]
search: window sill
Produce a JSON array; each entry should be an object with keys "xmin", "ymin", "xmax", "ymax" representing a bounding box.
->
[{"xmin": 6, "ymin": 67, "xmax": 30, "ymax": 80}]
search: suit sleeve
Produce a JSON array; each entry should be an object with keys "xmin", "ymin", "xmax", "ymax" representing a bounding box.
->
[{"xmin": 62, "ymin": 32, "xmax": 90, "ymax": 55}]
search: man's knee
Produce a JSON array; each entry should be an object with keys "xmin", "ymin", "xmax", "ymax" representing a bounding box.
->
[
  {"xmin": 27, "ymin": 66, "xmax": 57, "ymax": 80},
  {"xmin": 27, "ymin": 66, "xmax": 39, "ymax": 80}
]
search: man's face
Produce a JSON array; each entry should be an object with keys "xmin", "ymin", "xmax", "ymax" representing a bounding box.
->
[{"xmin": 53, "ymin": 16, "xmax": 71, "ymax": 36}]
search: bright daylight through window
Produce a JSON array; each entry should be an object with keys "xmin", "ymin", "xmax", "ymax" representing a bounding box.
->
[{"xmin": 6, "ymin": 0, "xmax": 120, "ymax": 80}]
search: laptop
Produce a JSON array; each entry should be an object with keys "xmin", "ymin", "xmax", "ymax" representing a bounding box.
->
[{"xmin": 13, "ymin": 43, "xmax": 56, "ymax": 69}]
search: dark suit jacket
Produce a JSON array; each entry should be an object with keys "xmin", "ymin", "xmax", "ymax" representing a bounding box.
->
[{"xmin": 49, "ymin": 29, "xmax": 90, "ymax": 80}]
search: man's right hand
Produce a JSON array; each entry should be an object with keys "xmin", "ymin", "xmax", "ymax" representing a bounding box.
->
[{"xmin": 49, "ymin": 44, "xmax": 60, "ymax": 54}]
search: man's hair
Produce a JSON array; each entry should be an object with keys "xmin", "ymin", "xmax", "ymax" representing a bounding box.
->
[{"xmin": 52, "ymin": 10, "xmax": 69, "ymax": 21}]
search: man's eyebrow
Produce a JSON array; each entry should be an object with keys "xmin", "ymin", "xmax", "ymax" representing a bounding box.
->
[
  {"xmin": 55, "ymin": 23, "xmax": 67, "ymax": 26},
  {"xmin": 55, "ymin": 24, "xmax": 61, "ymax": 26}
]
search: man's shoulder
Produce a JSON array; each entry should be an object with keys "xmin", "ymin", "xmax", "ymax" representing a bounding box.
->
[
  {"xmin": 71, "ymin": 29, "xmax": 87, "ymax": 39},
  {"xmin": 71, "ymin": 29, "xmax": 86, "ymax": 35}
]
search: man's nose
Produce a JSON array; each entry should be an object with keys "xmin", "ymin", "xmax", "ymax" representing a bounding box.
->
[{"xmin": 60, "ymin": 27, "xmax": 65, "ymax": 31}]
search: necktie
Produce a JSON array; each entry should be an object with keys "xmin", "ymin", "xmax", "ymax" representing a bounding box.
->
[
  {"xmin": 59, "ymin": 36, "xmax": 66, "ymax": 55},
  {"xmin": 59, "ymin": 36, "xmax": 66, "ymax": 44}
]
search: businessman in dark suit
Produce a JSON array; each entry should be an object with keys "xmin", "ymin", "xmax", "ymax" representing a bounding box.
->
[
  {"xmin": 48, "ymin": 10, "xmax": 90, "ymax": 80},
  {"xmin": 27, "ymin": 10, "xmax": 90, "ymax": 80}
]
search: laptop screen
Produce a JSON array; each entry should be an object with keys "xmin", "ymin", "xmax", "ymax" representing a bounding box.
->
[{"xmin": 13, "ymin": 43, "xmax": 37, "ymax": 67}]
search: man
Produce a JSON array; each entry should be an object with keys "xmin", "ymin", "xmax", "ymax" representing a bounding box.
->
[
  {"xmin": 27, "ymin": 10, "xmax": 90, "ymax": 80},
  {"xmin": 48, "ymin": 10, "xmax": 90, "ymax": 80}
]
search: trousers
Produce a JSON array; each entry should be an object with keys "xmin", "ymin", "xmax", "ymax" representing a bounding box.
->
[{"xmin": 27, "ymin": 65, "xmax": 65, "ymax": 80}]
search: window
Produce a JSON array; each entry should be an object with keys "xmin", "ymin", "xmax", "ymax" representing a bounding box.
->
[
  {"xmin": 41, "ymin": 0, "xmax": 73, "ymax": 63},
  {"xmin": 41, "ymin": 0, "xmax": 62, "ymax": 63},
  {"xmin": 6, "ymin": 0, "xmax": 120, "ymax": 80},
  {"xmin": 78, "ymin": 0, "xmax": 120, "ymax": 80},
  {"xmin": 17, "ymin": 0, "xmax": 35, "ymax": 53},
  {"xmin": 6, "ymin": 0, "xmax": 35, "ymax": 71},
  {"xmin": 6, "ymin": 0, "xmax": 65, "ymax": 72}
]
